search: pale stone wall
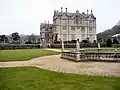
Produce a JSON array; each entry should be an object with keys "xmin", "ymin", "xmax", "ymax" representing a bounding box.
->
[
  {"xmin": 52, "ymin": 10, "xmax": 97, "ymax": 43},
  {"xmin": 40, "ymin": 23, "xmax": 53, "ymax": 45}
]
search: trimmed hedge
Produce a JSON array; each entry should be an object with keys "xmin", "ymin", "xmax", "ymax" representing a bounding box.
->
[
  {"xmin": 0, "ymin": 44, "xmax": 41, "ymax": 50},
  {"xmin": 51, "ymin": 43, "xmax": 107, "ymax": 48}
]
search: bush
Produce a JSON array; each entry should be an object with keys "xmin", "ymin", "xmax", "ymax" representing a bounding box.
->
[
  {"xmin": 0, "ymin": 44, "xmax": 41, "ymax": 50},
  {"xmin": 53, "ymin": 41, "xmax": 60, "ymax": 44},
  {"xmin": 81, "ymin": 40, "xmax": 90, "ymax": 43},
  {"xmin": 71, "ymin": 40, "xmax": 76, "ymax": 43},
  {"xmin": 64, "ymin": 41, "xmax": 71, "ymax": 43},
  {"xmin": 106, "ymin": 39, "xmax": 112, "ymax": 47},
  {"xmin": 113, "ymin": 38, "xmax": 119, "ymax": 44},
  {"xmin": 25, "ymin": 41, "xmax": 32, "ymax": 44}
]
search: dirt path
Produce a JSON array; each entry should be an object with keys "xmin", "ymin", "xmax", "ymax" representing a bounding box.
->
[
  {"xmin": 0, "ymin": 54, "xmax": 120, "ymax": 77},
  {"xmin": 43, "ymin": 48, "xmax": 70, "ymax": 52}
]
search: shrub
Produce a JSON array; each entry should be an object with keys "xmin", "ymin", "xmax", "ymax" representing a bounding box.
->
[
  {"xmin": 106, "ymin": 39, "xmax": 112, "ymax": 47},
  {"xmin": 81, "ymin": 40, "xmax": 90, "ymax": 43},
  {"xmin": 53, "ymin": 41, "xmax": 60, "ymax": 44},
  {"xmin": 113, "ymin": 38, "xmax": 119, "ymax": 44},
  {"xmin": 71, "ymin": 40, "xmax": 76, "ymax": 43},
  {"xmin": 25, "ymin": 41, "xmax": 32, "ymax": 44}
]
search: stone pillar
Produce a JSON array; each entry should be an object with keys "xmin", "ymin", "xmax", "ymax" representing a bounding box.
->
[
  {"xmin": 60, "ymin": 39, "xmax": 64, "ymax": 52},
  {"xmin": 61, "ymin": 40, "xmax": 64, "ymax": 52},
  {"xmin": 76, "ymin": 39, "xmax": 80, "ymax": 61},
  {"xmin": 98, "ymin": 43, "xmax": 100, "ymax": 49},
  {"xmin": 76, "ymin": 39, "xmax": 80, "ymax": 53},
  {"xmin": 98, "ymin": 43, "xmax": 100, "ymax": 52}
]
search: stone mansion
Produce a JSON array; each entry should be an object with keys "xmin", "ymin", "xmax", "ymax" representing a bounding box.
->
[{"xmin": 40, "ymin": 7, "xmax": 97, "ymax": 45}]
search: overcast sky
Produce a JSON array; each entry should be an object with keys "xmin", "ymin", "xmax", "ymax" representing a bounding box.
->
[{"xmin": 0, "ymin": 0, "xmax": 120, "ymax": 35}]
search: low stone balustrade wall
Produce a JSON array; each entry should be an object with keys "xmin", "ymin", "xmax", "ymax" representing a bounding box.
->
[{"xmin": 61, "ymin": 51, "xmax": 120, "ymax": 62}]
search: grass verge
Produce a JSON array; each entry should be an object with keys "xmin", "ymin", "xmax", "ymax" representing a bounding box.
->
[
  {"xmin": 0, "ymin": 67, "xmax": 120, "ymax": 90},
  {"xmin": 0, "ymin": 49, "xmax": 60, "ymax": 62}
]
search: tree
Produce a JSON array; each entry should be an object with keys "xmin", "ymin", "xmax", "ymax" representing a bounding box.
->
[
  {"xmin": 27, "ymin": 34, "xmax": 36, "ymax": 43},
  {"xmin": 98, "ymin": 37, "xmax": 103, "ymax": 43},
  {"xmin": 113, "ymin": 38, "xmax": 119, "ymax": 44},
  {"xmin": 12, "ymin": 32, "xmax": 20, "ymax": 41},
  {"xmin": 106, "ymin": 38, "xmax": 112, "ymax": 47},
  {"xmin": 11, "ymin": 32, "xmax": 20, "ymax": 44},
  {"xmin": 0, "ymin": 35, "xmax": 8, "ymax": 43}
]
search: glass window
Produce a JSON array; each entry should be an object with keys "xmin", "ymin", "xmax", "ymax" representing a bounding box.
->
[
  {"xmin": 63, "ymin": 26, "xmax": 67, "ymax": 30},
  {"xmin": 76, "ymin": 16, "xmax": 79, "ymax": 24},
  {"xmin": 63, "ymin": 34, "xmax": 66, "ymax": 40},
  {"xmin": 71, "ymin": 34, "xmax": 75, "ymax": 40},
  {"xmin": 81, "ymin": 27, "xmax": 85, "ymax": 33},
  {"xmin": 82, "ymin": 35, "xmax": 85, "ymax": 39},
  {"xmin": 71, "ymin": 26, "xmax": 75, "ymax": 30},
  {"xmin": 89, "ymin": 20, "xmax": 92, "ymax": 26},
  {"xmin": 74, "ymin": 17, "xmax": 76, "ymax": 24},
  {"xmin": 89, "ymin": 27, "xmax": 92, "ymax": 33},
  {"xmin": 80, "ymin": 18, "xmax": 82, "ymax": 24}
]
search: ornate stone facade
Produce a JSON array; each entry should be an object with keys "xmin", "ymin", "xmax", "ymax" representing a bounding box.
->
[
  {"xmin": 40, "ymin": 23, "xmax": 53, "ymax": 46},
  {"xmin": 53, "ymin": 8, "xmax": 96, "ymax": 43},
  {"xmin": 40, "ymin": 7, "xmax": 97, "ymax": 44}
]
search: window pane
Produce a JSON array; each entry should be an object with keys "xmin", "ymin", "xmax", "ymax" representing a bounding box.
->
[
  {"xmin": 89, "ymin": 27, "xmax": 92, "ymax": 33},
  {"xmin": 63, "ymin": 34, "xmax": 67, "ymax": 40},
  {"xmin": 81, "ymin": 27, "xmax": 85, "ymax": 33},
  {"xmin": 63, "ymin": 26, "xmax": 67, "ymax": 30},
  {"xmin": 82, "ymin": 35, "xmax": 85, "ymax": 39},
  {"xmin": 71, "ymin": 34, "xmax": 75, "ymax": 40},
  {"xmin": 71, "ymin": 26, "xmax": 75, "ymax": 30}
]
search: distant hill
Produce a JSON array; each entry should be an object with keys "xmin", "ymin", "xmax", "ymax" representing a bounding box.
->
[
  {"xmin": 97, "ymin": 24, "xmax": 120, "ymax": 41},
  {"xmin": 117, "ymin": 20, "xmax": 120, "ymax": 26}
]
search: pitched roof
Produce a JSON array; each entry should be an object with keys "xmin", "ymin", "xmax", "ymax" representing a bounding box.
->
[
  {"xmin": 40, "ymin": 23, "xmax": 53, "ymax": 29},
  {"xmin": 53, "ymin": 10, "xmax": 96, "ymax": 20}
]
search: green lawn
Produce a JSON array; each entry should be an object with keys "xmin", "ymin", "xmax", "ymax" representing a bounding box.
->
[
  {"xmin": 0, "ymin": 67, "xmax": 120, "ymax": 90},
  {"xmin": 0, "ymin": 49, "xmax": 60, "ymax": 62}
]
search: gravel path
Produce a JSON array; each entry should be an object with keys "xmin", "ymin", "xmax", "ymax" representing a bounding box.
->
[{"xmin": 0, "ymin": 54, "xmax": 120, "ymax": 77}]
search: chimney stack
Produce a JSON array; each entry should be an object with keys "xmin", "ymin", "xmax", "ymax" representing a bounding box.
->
[
  {"xmin": 61, "ymin": 7, "xmax": 63, "ymax": 13},
  {"xmin": 65, "ymin": 8, "xmax": 67, "ymax": 13},
  {"xmin": 91, "ymin": 10, "xmax": 93, "ymax": 14},
  {"xmin": 48, "ymin": 21, "xmax": 49, "ymax": 26},
  {"xmin": 87, "ymin": 10, "xmax": 89, "ymax": 15}
]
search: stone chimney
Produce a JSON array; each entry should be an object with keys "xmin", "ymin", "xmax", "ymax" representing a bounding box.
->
[
  {"xmin": 65, "ymin": 8, "xmax": 67, "ymax": 13},
  {"xmin": 61, "ymin": 7, "xmax": 63, "ymax": 13},
  {"xmin": 48, "ymin": 21, "xmax": 49, "ymax": 26},
  {"xmin": 91, "ymin": 10, "xmax": 93, "ymax": 14},
  {"xmin": 87, "ymin": 10, "xmax": 89, "ymax": 15}
]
